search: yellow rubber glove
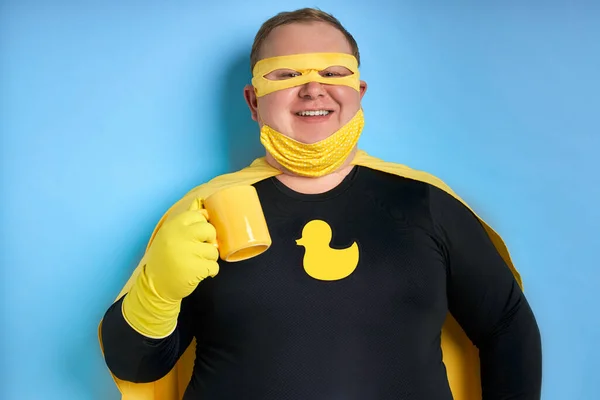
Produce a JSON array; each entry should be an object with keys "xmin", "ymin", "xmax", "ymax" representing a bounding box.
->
[{"xmin": 121, "ymin": 198, "xmax": 220, "ymax": 338}]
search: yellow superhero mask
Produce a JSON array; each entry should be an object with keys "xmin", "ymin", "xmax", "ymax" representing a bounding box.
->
[
  {"xmin": 251, "ymin": 53, "xmax": 364, "ymax": 177},
  {"xmin": 251, "ymin": 52, "xmax": 360, "ymax": 97}
]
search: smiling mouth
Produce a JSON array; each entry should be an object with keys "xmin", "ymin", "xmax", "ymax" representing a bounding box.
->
[{"xmin": 295, "ymin": 110, "xmax": 333, "ymax": 117}]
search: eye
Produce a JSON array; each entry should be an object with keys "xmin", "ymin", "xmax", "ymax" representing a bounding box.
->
[
  {"xmin": 264, "ymin": 69, "xmax": 301, "ymax": 80},
  {"xmin": 319, "ymin": 66, "xmax": 353, "ymax": 78},
  {"xmin": 281, "ymin": 72, "xmax": 301, "ymax": 78}
]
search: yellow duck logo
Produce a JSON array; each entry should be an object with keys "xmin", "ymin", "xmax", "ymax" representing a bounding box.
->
[{"xmin": 295, "ymin": 220, "xmax": 360, "ymax": 281}]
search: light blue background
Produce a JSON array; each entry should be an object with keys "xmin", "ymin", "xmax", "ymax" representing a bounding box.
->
[{"xmin": 1, "ymin": 1, "xmax": 598, "ymax": 399}]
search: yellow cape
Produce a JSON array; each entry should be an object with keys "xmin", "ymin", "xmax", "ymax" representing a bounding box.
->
[{"xmin": 99, "ymin": 150, "xmax": 521, "ymax": 400}]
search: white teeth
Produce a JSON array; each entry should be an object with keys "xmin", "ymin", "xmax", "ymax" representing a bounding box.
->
[{"xmin": 297, "ymin": 110, "xmax": 330, "ymax": 116}]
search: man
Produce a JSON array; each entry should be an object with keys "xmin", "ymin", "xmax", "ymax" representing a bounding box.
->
[{"xmin": 99, "ymin": 8, "xmax": 542, "ymax": 400}]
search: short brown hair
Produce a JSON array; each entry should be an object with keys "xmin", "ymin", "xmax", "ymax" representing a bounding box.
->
[{"xmin": 250, "ymin": 8, "xmax": 361, "ymax": 72}]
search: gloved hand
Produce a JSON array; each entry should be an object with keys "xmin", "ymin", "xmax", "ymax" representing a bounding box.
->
[{"xmin": 122, "ymin": 198, "xmax": 220, "ymax": 338}]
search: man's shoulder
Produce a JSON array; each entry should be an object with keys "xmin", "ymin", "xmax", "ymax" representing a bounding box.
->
[
  {"xmin": 354, "ymin": 151, "xmax": 456, "ymax": 196},
  {"xmin": 164, "ymin": 158, "xmax": 281, "ymax": 219}
]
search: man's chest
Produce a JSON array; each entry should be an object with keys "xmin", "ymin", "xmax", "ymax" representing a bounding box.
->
[{"xmin": 190, "ymin": 184, "xmax": 449, "ymax": 337}]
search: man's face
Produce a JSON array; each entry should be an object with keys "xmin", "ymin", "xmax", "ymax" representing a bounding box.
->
[{"xmin": 244, "ymin": 22, "xmax": 367, "ymax": 144}]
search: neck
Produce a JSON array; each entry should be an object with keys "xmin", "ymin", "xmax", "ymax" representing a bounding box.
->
[{"xmin": 265, "ymin": 148, "xmax": 357, "ymax": 194}]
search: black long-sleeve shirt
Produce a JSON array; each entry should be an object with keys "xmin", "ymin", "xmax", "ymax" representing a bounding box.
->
[{"xmin": 101, "ymin": 166, "xmax": 542, "ymax": 399}]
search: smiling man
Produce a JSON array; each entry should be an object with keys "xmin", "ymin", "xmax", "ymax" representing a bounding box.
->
[{"xmin": 99, "ymin": 8, "xmax": 542, "ymax": 400}]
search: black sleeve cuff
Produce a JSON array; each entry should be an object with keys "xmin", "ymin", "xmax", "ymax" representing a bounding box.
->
[{"xmin": 100, "ymin": 295, "xmax": 184, "ymax": 383}]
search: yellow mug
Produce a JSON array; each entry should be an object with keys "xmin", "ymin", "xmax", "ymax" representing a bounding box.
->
[{"xmin": 201, "ymin": 185, "xmax": 272, "ymax": 262}]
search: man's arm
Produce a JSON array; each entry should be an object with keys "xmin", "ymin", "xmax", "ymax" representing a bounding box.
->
[
  {"xmin": 429, "ymin": 185, "xmax": 542, "ymax": 399},
  {"xmin": 101, "ymin": 198, "xmax": 219, "ymax": 383},
  {"xmin": 100, "ymin": 294, "xmax": 196, "ymax": 383}
]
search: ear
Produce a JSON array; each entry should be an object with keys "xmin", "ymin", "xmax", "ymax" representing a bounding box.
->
[
  {"xmin": 243, "ymin": 85, "xmax": 259, "ymax": 122},
  {"xmin": 359, "ymin": 80, "xmax": 368, "ymax": 100}
]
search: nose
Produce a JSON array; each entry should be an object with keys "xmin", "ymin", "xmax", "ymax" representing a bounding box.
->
[{"xmin": 298, "ymin": 81, "xmax": 326, "ymax": 99}]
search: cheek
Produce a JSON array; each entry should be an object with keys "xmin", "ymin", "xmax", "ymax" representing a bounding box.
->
[
  {"xmin": 257, "ymin": 90, "xmax": 296, "ymax": 117},
  {"xmin": 327, "ymin": 86, "xmax": 361, "ymax": 107},
  {"xmin": 257, "ymin": 89, "xmax": 299, "ymax": 129},
  {"xmin": 327, "ymin": 87, "xmax": 361, "ymax": 125}
]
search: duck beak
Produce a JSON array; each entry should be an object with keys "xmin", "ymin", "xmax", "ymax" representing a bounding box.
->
[{"xmin": 296, "ymin": 238, "xmax": 303, "ymax": 246}]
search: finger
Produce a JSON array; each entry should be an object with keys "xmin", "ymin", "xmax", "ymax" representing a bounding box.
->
[
  {"xmin": 195, "ymin": 242, "xmax": 220, "ymax": 263},
  {"xmin": 198, "ymin": 259, "xmax": 220, "ymax": 278},
  {"xmin": 176, "ymin": 209, "xmax": 209, "ymax": 226},
  {"xmin": 186, "ymin": 220, "xmax": 218, "ymax": 244},
  {"xmin": 206, "ymin": 260, "xmax": 220, "ymax": 278}
]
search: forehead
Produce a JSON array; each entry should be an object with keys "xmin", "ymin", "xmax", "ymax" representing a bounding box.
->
[{"xmin": 260, "ymin": 22, "xmax": 353, "ymax": 59}]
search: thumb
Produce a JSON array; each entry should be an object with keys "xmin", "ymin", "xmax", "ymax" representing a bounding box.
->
[
  {"xmin": 188, "ymin": 197, "xmax": 202, "ymax": 211},
  {"xmin": 188, "ymin": 198, "xmax": 210, "ymax": 220}
]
